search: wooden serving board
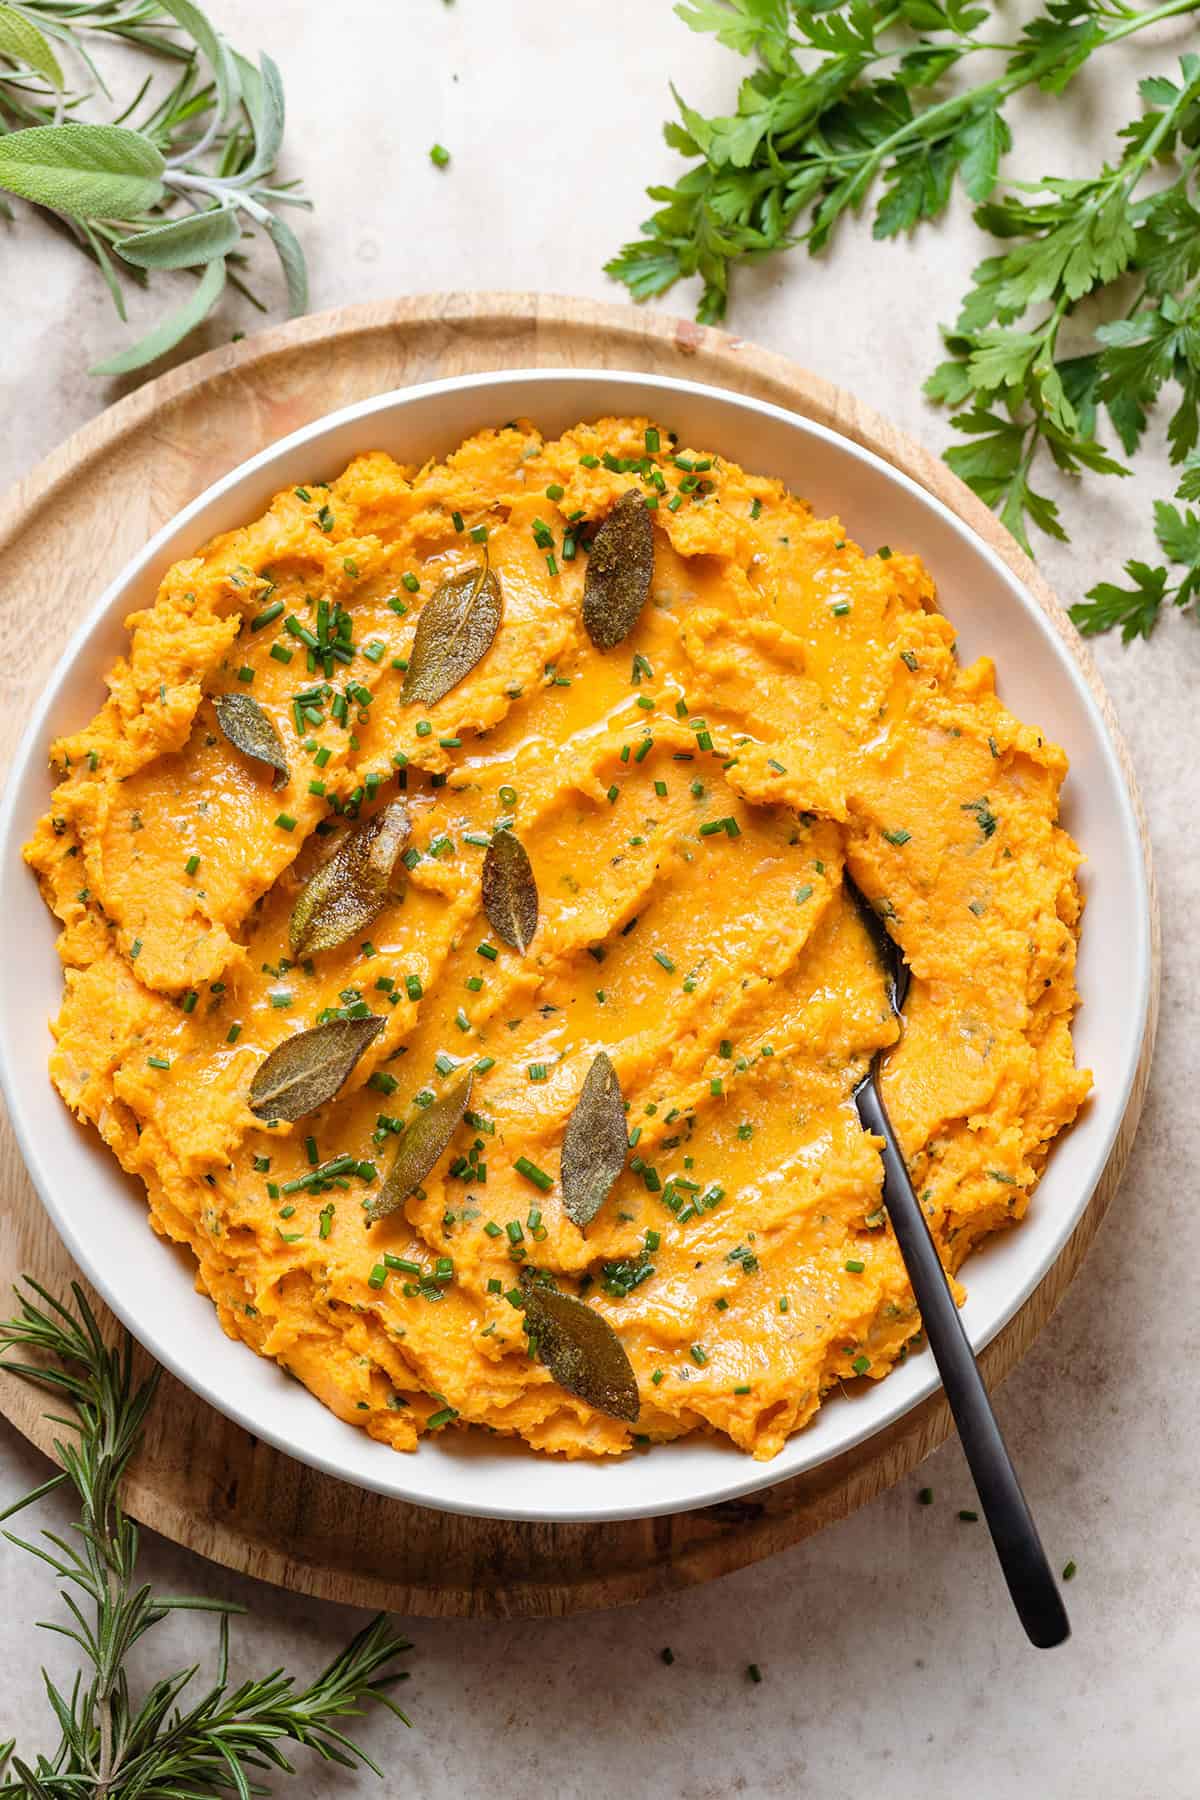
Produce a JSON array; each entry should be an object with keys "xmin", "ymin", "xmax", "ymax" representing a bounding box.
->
[{"xmin": 0, "ymin": 294, "xmax": 1159, "ymax": 1619}]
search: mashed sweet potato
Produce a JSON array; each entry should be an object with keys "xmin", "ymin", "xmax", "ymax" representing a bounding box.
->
[{"xmin": 25, "ymin": 417, "xmax": 1091, "ymax": 1461}]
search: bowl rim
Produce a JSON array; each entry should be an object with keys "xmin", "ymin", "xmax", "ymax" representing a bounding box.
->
[{"xmin": 0, "ymin": 366, "xmax": 1153, "ymax": 1522}]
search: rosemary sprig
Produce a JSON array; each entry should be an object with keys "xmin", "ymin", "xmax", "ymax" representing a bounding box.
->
[
  {"xmin": 0, "ymin": 1280, "xmax": 411, "ymax": 1796},
  {"xmin": 0, "ymin": 1, "xmax": 311, "ymax": 375},
  {"xmin": 609, "ymin": 0, "xmax": 1200, "ymax": 639}
]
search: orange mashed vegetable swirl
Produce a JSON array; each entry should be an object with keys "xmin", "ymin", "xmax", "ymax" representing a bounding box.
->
[{"xmin": 25, "ymin": 417, "xmax": 1091, "ymax": 1462}]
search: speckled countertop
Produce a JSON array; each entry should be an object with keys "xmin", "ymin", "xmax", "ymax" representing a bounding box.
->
[{"xmin": 1, "ymin": 2, "xmax": 1196, "ymax": 1793}]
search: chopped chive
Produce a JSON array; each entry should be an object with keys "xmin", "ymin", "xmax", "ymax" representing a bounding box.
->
[
  {"xmin": 514, "ymin": 1156, "xmax": 552, "ymax": 1192},
  {"xmin": 184, "ymin": 854, "xmax": 200, "ymax": 876},
  {"xmin": 275, "ymin": 813, "xmax": 297, "ymax": 832}
]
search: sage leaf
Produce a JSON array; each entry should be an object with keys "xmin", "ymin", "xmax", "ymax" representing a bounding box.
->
[
  {"xmin": 158, "ymin": 0, "xmax": 235, "ymax": 124},
  {"xmin": 213, "ymin": 691, "xmax": 289, "ymax": 789},
  {"xmin": 0, "ymin": 123, "xmax": 165, "ymax": 218},
  {"xmin": 519, "ymin": 1272, "xmax": 640, "ymax": 1423},
  {"xmin": 365, "ymin": 1075, "xmax": 473, "ymax": 1223},
  {"xmin": 401, "ymin": 561, "xmax": 502, "ymax": 706},
  {"xmin": 481, "ymin": 828, "xmax": 538, "ymax": 954},
  {"xmin": 263, "ymin": 208, "xmax": 309, "ymax": 316},
  {"xmin": 582, "ymin": 489, "xmax": 654, "ymax": 650},
  {"xmin": 561, "ymin": 1052, "xmax": 627, "ymax": 1229},
  {"xmin": 118, "ymin": 205, "xmax": 241, "ymax": 270},
  {"xmin": 0, "ymin": 6, "xmax": 64, "ymax": 89},
  {"xmin": 233, "ymin": 49, "xmax": 285, "ymax": 180},
  {"xmin": 249, "ymin": 1014, "xmax": 384, "ymax": 1123},
  {"xmin": 90, "ymin": 255, "xmax": 226, "ymax": 376},
  {"xmin": 290, "ymin": 801, "xmax": 409, "ymax": 958}
]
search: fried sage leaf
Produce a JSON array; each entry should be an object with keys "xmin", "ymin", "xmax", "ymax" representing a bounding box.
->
[
  {"xmin": 401, "ymin": 560, "xmax": 502, "ymax": 706},
  {"xmin": 582, "ymin": 489, "xmax": 654, "ymax": 651},
  {"xmin": 289, "ymin": 801, "xmax": 410, "ymax": 958},
  {"xmin": 561, "ymin": 1051, "xmax": 627, "ymax": 1230},
  {"xmin": 481, "ymin": 828, "xmax": 538, "ymax": 954},
  {"xmin": 213, "ymin": 692, "xmax": 290, "ymax": 790},
  {"xmin": 248, "ymin": 1014, "xmax": 384, "ymax": 1122},
  {"xmin": 519, "ymin": 1271, "xmax": 640, "ymax": 1423},
  {"xmin": 365, "ymin": 1074, "xmax": 473, "ymax": 1223}
]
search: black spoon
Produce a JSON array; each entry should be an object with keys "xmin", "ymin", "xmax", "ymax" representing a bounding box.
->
[{"xmin": 845, "ymin": 868, "xmax": 1070, "ymax": 1649}]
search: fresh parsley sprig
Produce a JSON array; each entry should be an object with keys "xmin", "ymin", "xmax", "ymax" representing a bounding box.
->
[
  {"xmin": 1077, "ymin": 480, "xmax": 1200, "ymax": 638},
  {"xmin": 0, "ymin": 1280, "xmax": 411, "ymax": 1796},
  {"xmin": 607, "ymin": 0, "xmax": 1196, "ymax": 323},
  {"xmin": 926, "ymin": 53, "xmax": 1200, "ymax": 602},
  {"xmin": 610, "ymin": 0, "xmax": 1200, "ymax": 639},
  {"xmin": 0, "ymin": 1, "xmax": 311, "ymax": 375}
]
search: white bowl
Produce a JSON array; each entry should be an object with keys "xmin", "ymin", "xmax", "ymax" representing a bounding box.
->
[{"xmin": 0, "ymin": 370, "xmax": 1152, "ymax": 1523}]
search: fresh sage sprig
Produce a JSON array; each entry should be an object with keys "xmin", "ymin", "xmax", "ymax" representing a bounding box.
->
[
  {"xmin": 0, "ymin": 1279, "xmax": 410, "ymax": 1796},
  {"xmin": 0, "ymin": 0, "xmax": 311, "ymax": 375},
  {"xmin": 608, "ymin": 0, "xmax": 1200, "ymax": 639}
]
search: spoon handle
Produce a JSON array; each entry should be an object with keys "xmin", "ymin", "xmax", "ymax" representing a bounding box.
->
[{"xmin": 855, "ymin": 1075, "xmax": 1070, "ymax": 1649}]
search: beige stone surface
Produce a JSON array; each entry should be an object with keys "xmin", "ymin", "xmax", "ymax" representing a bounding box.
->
[{"xmin": 0, "ymin": 2, "xmax": 1195, "ymax": 1793}]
